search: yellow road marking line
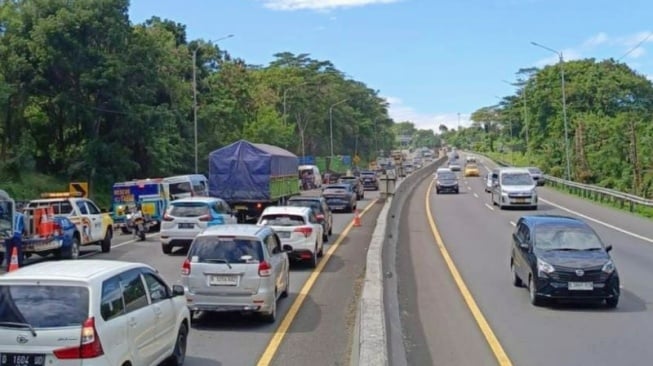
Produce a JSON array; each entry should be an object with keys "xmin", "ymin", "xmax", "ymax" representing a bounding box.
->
[
  {"xmin": 256, "ymin": 199, "xmax": 379, "ymax": 366},
  {"xmin": 425, "ymin": 179, "xmax": 513, "ymax": 366}
]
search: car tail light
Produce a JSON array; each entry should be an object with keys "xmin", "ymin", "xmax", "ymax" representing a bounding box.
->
[
  {"xmin": 259, "ymin": 261, "xmax": 272, "ymax": 277},
  {"xmin": 182, "ymin": 258, "xmax": 191, "ymax": 275},
  {"xmin": 163, "ymin": 214, "xmax": 174, "ymax": 222},
  {"xmin": 53, "ymin": 222, "xmax": 61, "ymax": 237},
  {"xmin": 315, "ymin": 214, "xmax": 325, "ymax": 221},
  {"xmin": 198, "ymin": 214, "xmax": 211, "ymax": 222},
  {"xmin": 53, "ymin": 317, "xmax": 104, "ymax": 359},
  {"xmin": 293, "ymin": 227, "xmax": 313, "ymax": 238}
]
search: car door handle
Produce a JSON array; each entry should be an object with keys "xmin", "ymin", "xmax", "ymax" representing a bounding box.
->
[
  {"xmin": 153, "ymin": 306, "xmax": 162, "ymax": 317},
  {"xmin": 128, "ymin": 318, "xmax": 137, "ymax": 327}
]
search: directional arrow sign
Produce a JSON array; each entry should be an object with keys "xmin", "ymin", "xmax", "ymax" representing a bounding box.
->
[{"xmin": 69, "ymin": 182, "xmax": 89, "ymax": 198}]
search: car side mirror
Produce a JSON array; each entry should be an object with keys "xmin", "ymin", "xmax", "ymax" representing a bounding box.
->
[
  {"xmin": 172, "ymin": 284, "xmax": 185, "ymax": 297},
  {"xmin": 283, "ymin": 244, "xmax": 293, "ymax": 252},
  {"xmin": 605, "ymin": 244, "xmax": 612, "ymax": 252}
]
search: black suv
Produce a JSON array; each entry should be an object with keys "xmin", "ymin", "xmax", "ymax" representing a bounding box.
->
[
  {"xmin": 338, "ymin": 176, "xmax": 364, "ymax": 200},
  {"xmin": 286, "ymin": 196, "xmax": 333, "ymax": 241},
  {"xmin": 510, "ymin": 215, "xmax": 619, "ymax": 308},
  {"xmin": 359, "ymin": 171, "xmax": 379, "ymax": 191},
  {"xmin": 435, "ymin": 171, "xmax": 459, "ymax": 194}
]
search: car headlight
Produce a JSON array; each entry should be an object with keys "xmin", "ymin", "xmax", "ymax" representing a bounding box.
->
[
  {"xmin": 537, "ymin": 258, "xmax": 555, "ymax": 275},
  {"xmin": 602, "ymin": 260, "xmax": 615, "ymax": 274}
]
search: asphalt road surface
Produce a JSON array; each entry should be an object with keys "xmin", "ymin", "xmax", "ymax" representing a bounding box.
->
[
  {"xmin": 4, "ymin": 190, "xmax": 383, "ymax": 366},
  {"xmin": 397, "ymin": 156, "xmax": 653, "ymax": 366}
]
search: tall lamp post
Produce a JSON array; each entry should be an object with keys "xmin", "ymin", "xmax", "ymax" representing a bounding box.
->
[
  {"xmin": 329, "ymin": 98, "xmax": 348, "ymax": 158},
  {"xmin": 192, "ymin": 34, "xmax": 234, "ymax": 174},
  {"xmin": 531, "ymin": 41, "xmax": 571, "ymax": 180}
]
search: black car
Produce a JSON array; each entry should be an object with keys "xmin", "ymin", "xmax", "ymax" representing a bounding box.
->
[
  {"xmin": 359, "ymin": 171, "xmax": 379, "ymax": 191},
  {"xmin": 287, "ymin": 196, "xmax": 333, "ymax": 241},
  {"xmin": 527, "ymin": 167, "xmax": 545, "ymax": 186},
  {"xmin": 322, "ymin": 184, "xmax": 357, "ymax": 213},
  {"xmin": 510, "ymin": 215, "xmax": 619, "ymax": 308},
  {"xmin": 338, "ymin": 176, "xmax": 364, "ymax": 200},
  {"xmin": 435, "ymin": 171, "xmax": 459, "ymax": 194}
]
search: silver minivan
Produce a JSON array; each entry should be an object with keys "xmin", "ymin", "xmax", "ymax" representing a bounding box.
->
[
  {"xmin": 491, "ymin": 168, "xmax": 538, "ymax": 210},
  {"xmin": 181, "ymin": 224, "xmax": 290, "ymax": 323}
]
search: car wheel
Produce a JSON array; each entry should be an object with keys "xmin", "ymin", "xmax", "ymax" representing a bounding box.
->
[
  {"xmin": 120, "ymin": 226, "xmax": 131, "ymax": 235},
  {"xmin": 65, "ymin": 237, "xmax": 81, "ymax": 260},
  {"xmin": 328, "ymin": 225, "xmax": 333, "ymax": 236},
  {"xmin": 323, "ymin": 232, "xmax": 329, "ymax": 242},
  {"xmin": 161, "ymin": 242, "xmax": 172, "ymax": 254},
  {"xmin": 310, "ymin": 244, "xmax": 319, "ymax": 268},
  {"xmin": 281, "ymin": 273, "xmax": 289, "ymax": 298},
  {"xmin": 529, "ymin": 276, "xmax": 543, "ymax": 306},
  {"xmin": 101, "ymin": 229, "xmax": 112, "ymax": 253},
  {"xmin": 261, "ymin": 292, "xmax": 277, "ymax": 323},
  {"xmin": 436, "ymin": 189, "xmax": 440, "ymax": 194},
  {"xmin": 170, "ymin": 323, "xmax": 188, "ymax": 366},
  {"xmin": 606, "ymin": 297, "xmax": 619, "ymax": 309},
  {"xmin": 511, "ymin": 261, "xmax": 522, "ymax": 287}
]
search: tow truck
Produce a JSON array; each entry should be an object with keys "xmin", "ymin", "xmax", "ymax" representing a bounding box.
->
[{"xmin": 111, "ymin": 179, "xmax": 169, "ymax": 234}]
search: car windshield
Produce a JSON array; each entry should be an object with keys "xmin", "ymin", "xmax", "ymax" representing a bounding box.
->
[
  {"xmin": 287, "ymin": 200, "xmax": 323, "ymax": 213},
  {"xmin": 169, "ymin": 202, "xmax": 210, "ymax": 217},
  {"xmin": 0, "ymin": 285, "xmax": 89, "ymax": 328},
  {"xmin": 438, "ymin": 173, "xmax": 457, "ymax": 180},
  {"xmin": 259, "ymin": 214, "xmax": 306, "ymax": 226},
  {"xmin": 534, "ymin": 225, "xmax": 604, "ymax": 251},
  {"xmin": 502, "ymin": 173, "xmax": 533, "ymax": 186},
  {"xmin": 189, "ymin": 237, "xmax": 263, "ymax": 263}
]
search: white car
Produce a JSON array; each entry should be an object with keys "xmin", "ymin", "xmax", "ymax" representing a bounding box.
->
[
  {"xmin": 160, "ymin": 197, "xmax": 237, "ymax": 254},
  {"xmin": 0, "ymin": 260, "xmax": 190, "ymax": 366},
  {"xmin": 257, "ymin": 206, "xmax": 324, "ymax": 268}
]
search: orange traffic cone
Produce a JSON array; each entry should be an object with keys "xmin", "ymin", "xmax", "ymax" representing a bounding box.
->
[
  {"xmin": 8, "ymin": 247, "xmax": 19, "ymax": 272},
  {"xmin": 353, "ymin": 209, "xmax": 362, "ymax": 227}
]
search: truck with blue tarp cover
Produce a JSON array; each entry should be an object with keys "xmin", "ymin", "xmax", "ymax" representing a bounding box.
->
[
  {"xmin": 208, "ymin": 139, "xmax": 300, "ymax": 222},
  {"xmin": 111, "ymin": 179, "xmax": 170, "ymax": 232}
]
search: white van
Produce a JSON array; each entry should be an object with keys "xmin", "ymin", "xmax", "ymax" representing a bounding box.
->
[
  {"xmin": 491, "ymin": 168, "xmax": 538, "ymax": 210},
  {"xmin": 163, "ymin": 174, "xmax": 209, "ymax": 199},
  {"xmin": 299, "ymin": 165, "xmax": 322, "ymax": 190}
]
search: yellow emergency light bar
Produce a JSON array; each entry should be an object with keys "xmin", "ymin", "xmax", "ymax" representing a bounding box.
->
[{"xmin": 40, "ymin": 192, "xmax": 83, "ymax": 198}]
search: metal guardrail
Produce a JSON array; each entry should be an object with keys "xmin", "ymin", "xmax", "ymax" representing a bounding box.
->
[{"xmin": 472, "ymin": 152, "xmax": 653, "ymax": 213}]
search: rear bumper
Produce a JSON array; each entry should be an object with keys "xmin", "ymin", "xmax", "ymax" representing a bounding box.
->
[{"xmin": 185, "ymin": 289, "xmax": 275, "ymax": 314}]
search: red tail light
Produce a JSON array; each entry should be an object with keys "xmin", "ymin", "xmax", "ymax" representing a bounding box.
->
[
  {"xmin": 163, "ymin": 214, "xmax": 174, "ymax": 222},
  {"xmin": 53, "ymin": 222, "xmax": 61, "ymax": 236},
  {"xmin": 315, "ymin": 214, "xmax": 325, "ymax": 221},
  {"xmin": 258, "ymin": 261, "xmax": 272, "ymax": 277},
  {"xmin": 182, "ymin": 258, "xmax": 191, "ymax": 275},
  {"xmin": 53, "ymin": 317, "xmax": 104, "ymax": 359},
  {"xmin": 293, "ymin": 227, "xmax": 313, "ymax": 238},
  {"xmin": 198, "ymin": 214, "xmax": 211, "ymax": 222}
]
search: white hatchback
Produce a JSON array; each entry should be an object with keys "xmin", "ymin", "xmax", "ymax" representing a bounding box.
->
[
  {"xmin": 257, "ymin": 206, "xmax": 324, "ymax": 268},
  {"xmin": 0, "ymin": 260, "xmax": 190, "ymax": 366}
]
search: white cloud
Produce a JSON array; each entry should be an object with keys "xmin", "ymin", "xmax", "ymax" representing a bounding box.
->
[
  {"xmin": 260, "ymin": 0, "xmax": 401, "ymax": 11},
  {"xmin": 583, "ymin": 32, "xmax": 609, "ymax": 47},
  {"xmin": 383, "ymin": 96, "xmax": 472, "ymax": 133}
]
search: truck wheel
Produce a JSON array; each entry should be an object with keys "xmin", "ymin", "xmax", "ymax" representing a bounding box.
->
[
  {"xmin": 101, "ymin": 229, "xmax": 112, "ymax": 253},
  {"xmin": 64, "ymin": 237, "xmax": 81, "ymax": 260},
  {"xmin": 120, "ymin": 227, "xmax": 131, "ymax": 235}
]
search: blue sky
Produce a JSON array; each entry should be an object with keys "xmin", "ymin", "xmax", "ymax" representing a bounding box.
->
[{"xmin": 129, "ymin": 0, "xmax": 653, "ymax": 132}]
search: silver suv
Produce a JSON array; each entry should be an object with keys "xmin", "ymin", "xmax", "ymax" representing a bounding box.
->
[{"xmin": 181, "ymin": 224, "xmax": 290, "ymax": 323}]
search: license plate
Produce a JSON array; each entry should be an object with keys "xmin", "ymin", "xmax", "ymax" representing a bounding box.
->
[
  {"xmin": 568, "ymin": 282, "xmax": 593, "ymax": 291},
  {"xmin": 235, "ymin": 205, "xmax": 247, "ymax": 210},
  {"xmin": 178, "ymin": 223, "xmax": 194, "ymax": 229},
  {"xmin": 0, "ymin": 353, "xmax": 46, "ymax": 366},
  {"xmin": 209, "ymin": 275, "xmax": 238, "ymax": 286},
  {"xmin": 277, "ymin": 231, "xmax": 291, "ymax": 238},
  {"xmin": 515, "ymin": 198, "xmax": 527, "ymax": 203}
]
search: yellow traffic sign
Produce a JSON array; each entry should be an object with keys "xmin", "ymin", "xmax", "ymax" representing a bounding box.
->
[
  {"xmin": 353, "ymin": 155, "xmax": 361, "ymax": 164},
  {"xmin": 69, "ymin": 182, "xmax": 89, "ymax": 198}
]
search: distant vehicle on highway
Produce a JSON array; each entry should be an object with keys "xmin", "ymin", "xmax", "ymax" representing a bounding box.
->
[
  {"xmin": 160, "ymin": 197, "xmax": 238, "ymax": 254},
  {"xmin": 338, "ymin": 176, "xmax": 364, "ymax": 200},
  {"xmin": 322, "ymin": 184, "xmax": 357, "ymax": 213},
  {"xmin": 0, "ymin": 260, "xmax": 190, "ymax": 365},
  {"xmin": 510, "ymin": 215, "xmax": 620, "ymax": 308},
  {"xmin": 359, "ymin": 170, "xmax": 379, "ymax": 191},
  {"xmin": 464, "ymin": 163, "xmax": 480, "ymax": 177},
  {"xmin": 491, "ymin": 168, "xmax": 538, "ymax": 210},
  {"xmin": 181, "ymin": 224, "xmax": 290, "ymax": 323},
  {"xmin": 435, "ymin": 170, "xmax": 459, "ymax": 194},
  {"xmin": 527, "ymin": 167, "xmax": 545, "ymax": 186},
  {"xmin": 257, "ymin": 206, "xmax": 324, "ymax": 268},
  {"xmin": 448, "ymin": 160, "xmax": 461, "ymax": 171}
]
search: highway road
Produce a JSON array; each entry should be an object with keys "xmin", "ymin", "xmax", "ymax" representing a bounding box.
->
[
  {"xmin": 397, "ymin": 156, "xmax": 653, "ymax": 366},
  {"xmin": 5, "ymin": 191, "xmax": 383, "ymax": 366}
]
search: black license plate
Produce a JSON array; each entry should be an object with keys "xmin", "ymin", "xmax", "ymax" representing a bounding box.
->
[
  {"xmin": 1, "ymin": 353, "xmax": 46, "ymax": 366},
  {"xmin": 178, "ymin": 223, "xmax": 194, "ymax": 229}
]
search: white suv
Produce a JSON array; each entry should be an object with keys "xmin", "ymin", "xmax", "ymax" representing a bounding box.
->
[
  {"xmin": 0, "ymin": 260, "xmax": 190, "ymax": 366},
  {"xmin": 257, "ymin": 206, "xmax": 324, "ymax": 268}
]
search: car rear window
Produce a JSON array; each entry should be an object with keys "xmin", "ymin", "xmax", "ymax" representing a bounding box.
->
[
  {"xmin": 287, "ymin": 200, "xmax": 323, "ymax": 213},
  {"xmin": 189, "ymin": 237, "xmax": 264, "ymax": 263},
  {"xmin": 0, "ymin": 285, "xmax": 89, "ymax": 328},
  {"xmin": 324, "ymin": 185, "xmax": 349, "ymax": 191},
  {"xmin": 259, "ymin": 214, "xmax": 306, "ymax": 226},
  {"xmin": 169, "ymin": 202, "xmax": 210, "ymax": 217}
]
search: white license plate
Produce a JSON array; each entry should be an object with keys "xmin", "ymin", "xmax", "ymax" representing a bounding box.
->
[
  {"xmin": 209, "ymin": 275, "xmax": 238, "ymax": 286},
  {"xmin": 515, "ymin": 198, "xmax": 527, "ymax": 203},
  {"xmin": 277, "ymin": 231, "xmax": 291, "ymax": 238},
  {"xmin": 568, "ymin": 282, "xmax": 593, "ymax": 290},
  {"xmin": 178, "ymin": 223, "xmax": 194, "ymax": 229}
]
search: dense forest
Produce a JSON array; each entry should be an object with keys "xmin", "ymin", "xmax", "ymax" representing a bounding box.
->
[
  {"xmin": 442, "ymin": 59, "xmax": 653, "ymax": 198},
  {"xmin": 0, "ymin": 0, "xmax": 441, "ymax": 198}
]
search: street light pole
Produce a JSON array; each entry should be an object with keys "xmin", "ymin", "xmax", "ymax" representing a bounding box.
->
[
  {"xmin": 192, "ymin": 34, "xmax": 234, "ymax": 174},
  {"xmin": 329, "ymin": 98, "xmax": 348, "ymax": 158},
  {"xmin": 531, "ymin": 41, "xmax": 571, "ymax": 180}
]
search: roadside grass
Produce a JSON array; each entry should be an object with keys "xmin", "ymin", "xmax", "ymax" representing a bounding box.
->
[{"xmin": 477, "ymin": 151, "xmax": 653, "ymax": 221}]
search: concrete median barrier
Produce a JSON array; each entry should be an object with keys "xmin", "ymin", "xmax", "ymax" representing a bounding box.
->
[{"xmin": 352, "ymin": 155, "xmax": 447, "ymax": 366}]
